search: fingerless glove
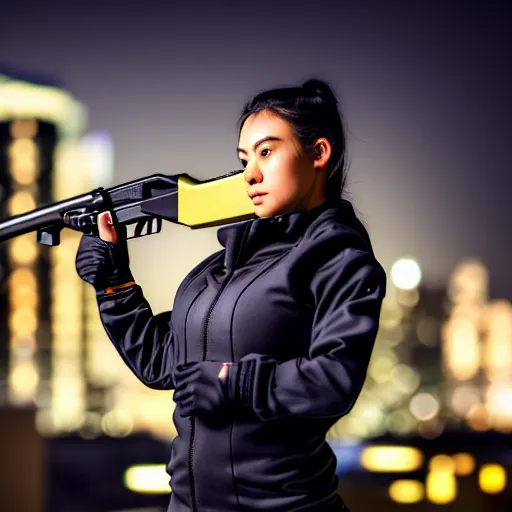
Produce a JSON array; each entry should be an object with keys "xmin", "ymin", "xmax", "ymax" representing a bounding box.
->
[{"xmin": 75, "ymin": 233, "xmax": 134, "ymax": 292}]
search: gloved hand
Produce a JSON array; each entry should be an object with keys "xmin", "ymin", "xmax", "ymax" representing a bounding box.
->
[
  {"xmin": 173, "ymin": 361, "xmax": 237, "ymax": 417},
  {"xmin": 75, "ymin": 212, "xmax": 134, "ymax": 292}
]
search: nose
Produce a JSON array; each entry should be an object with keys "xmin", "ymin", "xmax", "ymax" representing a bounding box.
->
[{"xmin": 243, "ymin": 163, "xmax": 262, "ymax": 187}]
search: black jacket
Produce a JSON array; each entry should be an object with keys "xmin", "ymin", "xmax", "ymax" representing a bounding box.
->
[{"xmin": 96, "ymin": 199, "xmax": 386, "ymax": 512}]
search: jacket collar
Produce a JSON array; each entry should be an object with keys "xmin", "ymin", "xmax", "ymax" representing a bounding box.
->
[{"xmin": 217, "ymin": 199, "xmax": 364, "ymax": 271}]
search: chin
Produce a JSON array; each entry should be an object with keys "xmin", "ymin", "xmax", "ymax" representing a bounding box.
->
[
  {"xmin": 253, "ymin": 195, "xmax": 295, "ymax": 218},
  {"xmin": 254, "ymin": 206, "xmax": 272, "ymax": 218},
  {"xmin": 254, "ymin": 203, "xmax": 280, "ymax": 218}
]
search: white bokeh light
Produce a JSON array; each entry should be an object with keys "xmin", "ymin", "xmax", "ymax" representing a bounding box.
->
[{"xmin": 391, "ymin": 258, "xmax": 422, "ymax": 290}]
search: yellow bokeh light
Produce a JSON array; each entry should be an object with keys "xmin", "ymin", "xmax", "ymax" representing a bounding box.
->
[
  {"xmin": 448, "ymin": 260, "xmax": 488, "ymax": 304},
  {"xmin": 9, "ymin": 308, "xmax": 38, "ymax": 336},
  {"xmin": 8, "ymin": 138, "xmax": 39, "ymax": 185},
  {"xmin": 466, "ymin": 404, "xmax": 492, "ymax": 432},
  {"xmin": 429, "ymin": 454, "xmax": 455, "ymax": 473},
  {"xmin": 9, "ymin": 236, "xmax": 38, "ymax": 265},
  {"xmin": 389, "ymin": 480, "xmax": 424, "ymax": 504},
  {"xmin": 9, "ymin": 267, "xmax": 39, "ymax": 319},
  {"xmin": 123, "ymin": 465, "xmax": 171, "ymax": 494},
  {"xmin": 360, "ymin": 445, "xmax": 423, "ymax": 473},
  {"xmin": 8, "ymin": 138, "xmax": 37, "ymax": 158},
  {"xmin": 9, "ymin": 267, "xmax": 37, "ymax": 288},
  {"xmin": 369, "ymin": 354, "xmax": 397, "ymax": 383},
  {"xmin": 11, "ymin": 161, "xmax": 39, "ymax": 185},
  {"xmin": 479, "ymin": 464, "xmax": 507, "ymax": 494},
  {"xmin": 8, "ymin": 190, "xmax": 37, "ymax": 216},
  {"xmin": 486, "ymin": 384, "xmax": 512, "ymax": 418},
  {"xmin": 453, "ymin": 453, "xmax": 476, "ymax": 476},
  {"xmin": 426, "ymin": 470, "xmax": 457, "ymax": 504},
  {"xmin": 9, "ymin": 360, "xmax": 39, "ymax": 402},
  {"xmin": 443, "ymin": 317, "xmax": 480, "ymax": 381},
  {"xmin": 10, "ymin": 288, "xmax": 38, "ymax": 310},
  {"xmin": 10, "ymin": 118, "xmax": 38, "ymax": 139}
]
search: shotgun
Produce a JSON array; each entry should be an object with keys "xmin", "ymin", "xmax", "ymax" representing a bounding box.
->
[{"xmin": 0, "ymin": 170, "xmax": 255, "ymax": 246}]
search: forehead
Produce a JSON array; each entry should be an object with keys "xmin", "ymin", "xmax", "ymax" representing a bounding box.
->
[{"xmin": 239, "ymin": 110, "xmax": 295, "ymax": 145}]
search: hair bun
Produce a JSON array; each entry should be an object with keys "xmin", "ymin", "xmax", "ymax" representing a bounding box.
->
[{"xmin": 302, "ymin": 79, "xmax": 338, "ymax": 105}]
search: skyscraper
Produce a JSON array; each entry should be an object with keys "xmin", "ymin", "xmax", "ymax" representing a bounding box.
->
[{"xmin": 0, "ymin": 71, "xmax": 88, "ymax": 431}]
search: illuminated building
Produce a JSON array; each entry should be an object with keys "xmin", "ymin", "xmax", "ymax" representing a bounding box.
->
[
  {"xmin": 481, "ymin": 300, "xmax": 512, "ymax": 431},
  {"xmin": 443, "ymin": 260, "xmax": 488, "ymax": 382},
  {"xmin": 0, "ymin": 71, "xmax": 87, "ymax": 429},
  {"xmin": 0, "ymin": 115, "xmax": 55, "ymax": 406},
  {"xmin": 442, "ymin": 260, "xmax": 490, "ymax": 431}
]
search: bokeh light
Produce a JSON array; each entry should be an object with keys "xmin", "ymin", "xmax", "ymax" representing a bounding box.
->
[
  {"xmin": 389, "ymin": 480, "xmax": 424, "ymax": 504},
  {"xmin": 391, "ymin": 258, "xmax": 422, "ymax": 290},
  {"xmin": 123, "ymin": 465, "xmax": 170, "ymax": 494},
  {"xmin": 453, "ymin": 453, "xmax": 476, "ymax": 476},
  {"xmin": 426, "ymin": 469, "xmax": 457, "ymax": 504},
  {"xmin": 410, "ymin": 393, "xmax": 440, "ymax": 421},
  {"xmin": 479, "ymin": 464, "xmax": 507, "ymax": 494},
  {"xmin": 360, "ymin": 446, "xmax": 423, "ymax": 473}
]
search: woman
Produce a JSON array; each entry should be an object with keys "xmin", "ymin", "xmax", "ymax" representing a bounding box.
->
[{"xmin": 76, "ymin": 79, "xmax": 386, "ymax": 512}]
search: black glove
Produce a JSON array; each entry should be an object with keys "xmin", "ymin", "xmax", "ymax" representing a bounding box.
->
[
  {"xmin": 75, "ymin": 228, "xmax": 134, "ymax": 292},
  {"xmin": 173, "ymin": 361, "xmax": 238, "ymax": 417}
]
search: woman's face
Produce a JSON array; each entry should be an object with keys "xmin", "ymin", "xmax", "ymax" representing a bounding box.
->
[{"xmin": 238, "ymin": 110, "xmax": 330, "ymax": 218}]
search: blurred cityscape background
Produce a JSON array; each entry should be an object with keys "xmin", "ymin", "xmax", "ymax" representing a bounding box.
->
[
  {"xmin": 0, "ymin": 69, "xmax": 511, "ymax": 512},
  {"xmin": 0, "ymin": 2, "xmax": 510, "ymax": 511}
]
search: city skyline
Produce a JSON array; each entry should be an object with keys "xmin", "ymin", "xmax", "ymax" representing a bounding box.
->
[{"xmin": 1, "ymin": 64, "xmax": 512, "ymax": 510}]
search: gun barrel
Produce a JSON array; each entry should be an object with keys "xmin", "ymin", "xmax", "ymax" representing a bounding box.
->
[{"xmin": 0, "ymin": 193, "xmax": 96, "ymax": 243}]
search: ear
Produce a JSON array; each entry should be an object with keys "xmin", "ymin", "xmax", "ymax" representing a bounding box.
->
[{"xmin": 312, "ymin": 138, "xmax": 332, "ymax": 170}]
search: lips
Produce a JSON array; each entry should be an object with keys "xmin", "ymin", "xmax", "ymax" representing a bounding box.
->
[{"xmin": 248, "ymin": 190, "xmax": 266, "ymax": 200}]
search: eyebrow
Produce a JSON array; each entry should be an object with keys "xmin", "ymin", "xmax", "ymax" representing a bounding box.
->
[{"xmin": 237, "ymin": 136, "xmax": 282, "ymax": 155}]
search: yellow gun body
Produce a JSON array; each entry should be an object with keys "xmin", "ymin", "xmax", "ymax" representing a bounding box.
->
[{"xmin": 177, "ymin": 171, "xmax": 255, "ymax": 228}]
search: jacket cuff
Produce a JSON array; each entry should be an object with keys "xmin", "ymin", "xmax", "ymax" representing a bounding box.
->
[{"xmin": 227, "ymin": 359, "xmax": 256, "ymax": 407}]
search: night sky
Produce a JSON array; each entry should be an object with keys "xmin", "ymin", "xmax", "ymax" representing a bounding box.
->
[{"xmin": 1, "ymin": 1, "xmax": 510, "ymax": 307}]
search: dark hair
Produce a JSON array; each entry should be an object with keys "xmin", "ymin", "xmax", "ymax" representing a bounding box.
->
[{"xmin": 238, "ymin": 78, "xmax": 348, "ymax": 200}]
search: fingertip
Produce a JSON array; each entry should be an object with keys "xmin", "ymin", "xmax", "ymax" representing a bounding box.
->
[
  {"xmin": 218, "ymin": 363, "xmax": 230, "ymax": 381},
  {"xmin": 97, "ymin": 212, "xmax": 117, "ymax": 243}
]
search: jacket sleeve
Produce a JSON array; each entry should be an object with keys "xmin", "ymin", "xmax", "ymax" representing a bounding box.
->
[
  {"xmin": 96, "ymin": 284, "xmax": 176, "ymax": 390},
  {"xmin": 230, "ymin": 243, "xmax": 386, "ymax": 421}
]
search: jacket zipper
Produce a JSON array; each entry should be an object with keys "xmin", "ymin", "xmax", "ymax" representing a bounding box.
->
[
  {"xmin": 188, "ymin": 420, "xmax": 198, "ymax": 512},
  {"xmin": 189, "ymin": 224, "xmax": 249, "ymax": 511},
  {"xmin": 188, "ymin": 275, "xmax": 232, "ymax": 512}
]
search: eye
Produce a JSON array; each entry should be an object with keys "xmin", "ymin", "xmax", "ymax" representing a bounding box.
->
[
  {"xmin": 260, "ymin": 148, "xmax": 270, "ymax": 157},
  {"xmin": 240, "ymin": 159, "xmax": 247, "ymax": 168}
]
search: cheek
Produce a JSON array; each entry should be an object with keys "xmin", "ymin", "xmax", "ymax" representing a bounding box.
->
[{"xmin": 267, "ymin": 155, "xmax": 303, "ymax": 194}]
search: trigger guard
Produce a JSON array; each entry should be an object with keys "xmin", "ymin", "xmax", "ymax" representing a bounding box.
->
[{"xmin": 127, "ymin": 218, "xmax": 162, "ymax": 239}]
